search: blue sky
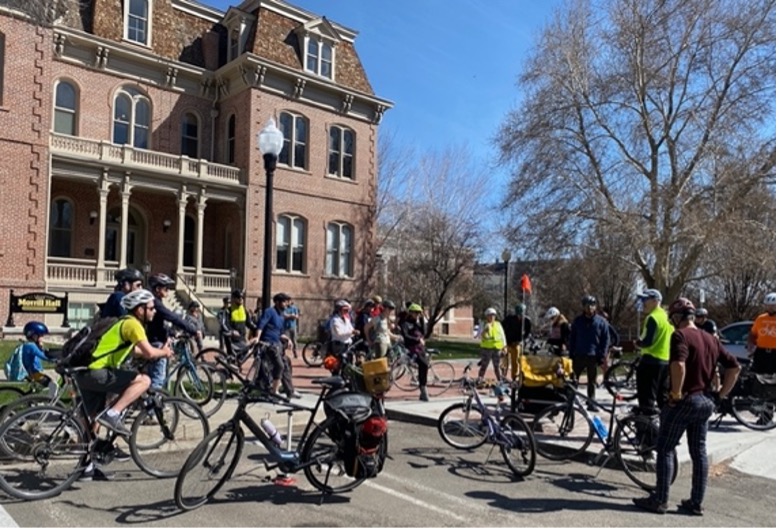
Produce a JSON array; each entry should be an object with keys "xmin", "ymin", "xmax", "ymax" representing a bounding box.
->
[{"xmin": 210, "ymin": 0, "xmax": 562, "ymax": 256}]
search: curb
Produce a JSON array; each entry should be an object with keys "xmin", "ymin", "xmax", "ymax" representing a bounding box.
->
[{"xmin": 386, "ymin": 408, "xmax": 439, "ymax": 427}]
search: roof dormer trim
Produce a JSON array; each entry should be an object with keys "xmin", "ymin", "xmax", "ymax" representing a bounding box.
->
[{"xmin": 294, "ymin": 17, "xmax": 340, "ymax": 43}]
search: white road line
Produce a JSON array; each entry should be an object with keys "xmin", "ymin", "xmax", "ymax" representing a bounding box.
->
[
  {"xmin": 364, "ymin": 481, "xmax": 468, "ymax": 522},
  {"xmin": 0, "ymin": 504, "xmax": 18, "ymax": 528}
]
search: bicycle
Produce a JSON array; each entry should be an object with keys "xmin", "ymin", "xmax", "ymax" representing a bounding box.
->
[
  {"xmin": 531, "ymin": 376, "xmax": 678, "ymax": 490},
  {"xmin": 0, "ymin": 375, "xmax": 71, "ymax": 420},
  {"xmin": 0, "ymin": 365, "xmax": 209, "ymax": 500},
  {"xmin": 710, "ymin": 361, "xmax": 775, "ymax": 431},
  {"xmin": 168, "ymin": 334, "xmax": 225, "ymax": 417},
  {"xmin": 302, "ymin": 340, "xmax": 328, "ymax": 367},
  {"xmin": 174, "ymin": 354, "xmax": 387, "ymax": 511},
  {"xmin": 387, "ymin": 343, "xmax": 456, "ymax": 396},
  {"xmin": 602, "ymin": 347, "xmax": 638, "ymax": 401},
  {"xmin": 437, "ymin": 363, "xmax": 536, "ymax": 477}
]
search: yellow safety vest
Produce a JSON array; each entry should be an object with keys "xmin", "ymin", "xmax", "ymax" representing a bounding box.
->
[
  {"xmin": 640, "ymin": 306, "xmax": 673, "ymax": 362},
  {"xmin": 480, "ymin": 322, "xmax": 506, "ymax": 350}
]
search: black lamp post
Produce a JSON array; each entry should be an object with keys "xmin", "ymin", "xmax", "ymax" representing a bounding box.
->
[
  {"xmin": 258, "ymin": 118, "xmax": 284, "ymax": 312},
  {"xmin": 501, "ymin": 248, "xmax": 511, "ymax": 318}
]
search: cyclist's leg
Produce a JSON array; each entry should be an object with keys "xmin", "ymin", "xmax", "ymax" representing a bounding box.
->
[
  {"xmin": 684, "ymin": 395, "xmax": 716, "ymax": 507},
  {"xmin": 508, "ymin": 343, "xmax": 521, "ymax": 381},
  {"xmin": 267, "ymin": 343, "xmax": 285, "ymax": 394},
  {"xmin": 31, "ymin": 371, "xmax": 59, "ymax": 399},
  {"xmin": 490, "ymin": 349, "xmax": 502, "ymax": 381}
]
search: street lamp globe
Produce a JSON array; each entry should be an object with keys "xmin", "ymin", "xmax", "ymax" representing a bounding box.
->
[
  {"xmin": 501, "ymin": 248, "xmax": 512, "ymax": 263},
  {"xmin": 257, "ymin": 118, "xmax": 284, "ymax": 157}
]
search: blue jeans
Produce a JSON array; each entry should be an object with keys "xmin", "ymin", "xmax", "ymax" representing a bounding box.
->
[
  {"xmin": 146, "ymin": 355, "xmax": 168, "ymax": 391},
  {"xmin": 655, "ymin": 393, "xmax": 715, "ymax": 505}
]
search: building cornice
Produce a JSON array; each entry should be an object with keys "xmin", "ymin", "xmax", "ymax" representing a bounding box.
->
[{"xmin": 172, "ymin": 0, "xmax": 224, "ymax": 24}]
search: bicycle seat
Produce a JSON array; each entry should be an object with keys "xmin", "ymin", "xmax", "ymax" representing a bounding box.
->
[
  {"xmin": 55, "ymin": 365, "xmax": 90, "ymax": 376},
  {"xmin": 311, "ymin": 376, "xmax": 347, "ymax": 389}
]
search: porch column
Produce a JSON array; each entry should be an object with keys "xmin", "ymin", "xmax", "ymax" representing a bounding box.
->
[
  {"xmin": 95, "ymin": 179, "xmax": 110, "ymax": 280},
  {"xmin": 118, "ymin": 175, "xmax": 132, "ymax": 269},
  {"xmin": 195, "ymin": 192, "xmax": 207, "ymax": 292},
  {"xmin": 176, "ymin": 187, "xmax": 188, "ymax": 277}
]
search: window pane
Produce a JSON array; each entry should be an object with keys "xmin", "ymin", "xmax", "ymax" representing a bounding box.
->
[
  {"xmin": 308, "ymin": 39, "xmax": 318, "ymax": 55},
  {"xmin": 182, "ymin": 138, "xmax": 198, "ymax": 158},
  {"xmin": 293, "ymin": 219, "xmax": 304, "ymax": 246},
  {"xmin": 227, "ymin": 115, "xmax": 236, "ymax": 164},
  {"xmin": 326, "ymin": 225, "xmax": 337, "ymax": 275},
  {"xmin": 106, "ymin": 228, "xmax": 117, "ymax": 262},
  {"xmin": 344, "ymin": 130, "xmax": 354, "ymax": 155},
  {"xmin": 135, "ymin": 99, "xmax": 150, "ymax": 126},
  {"xmin": 294, "ymin": 144, "xmax": 306, "ymax": 169},
  {"xmin": 329, "ymin": 127, "xmax": 340, "ymax": 151},
  {"xmin": 295, "ymin": 117, "xmax": 306, "ymax": 142},
  {"xmin": 130, "ymin": 0, "xmax": 148, "ymax": 17},
  {"xmin": 114, "ymin": 94, "xmax": 130, "ymax": 122},
  {"xmin": 49, "ymin": 229, "xmax": 71, "ymax": 257},
  {"xmin": 277, "ymin": 217, "xmax": 289, "ymax": 245},
  {"xmin": 341, "ymin": 226, "xmax": 352, "ymax": 276},
  {"xmin": 321, "ymin": 43, "xmax": 332, "ymax": 61},
  {"xmin": 182, "ymin": 115, "xmax": 198, "ymax": 137},
  {"xmin": 279, "ymin": 113, "xmax": 292, "ymax": 165},
  {"xmin": 113, "ymin": 122, "xmax": 129, "ymax": 145},
  {"xmin": 134, "ymin": 125, "xmax": 148, "ymax": 149},
  {"xmin": 321, "ymin": 60, "xmax": 331, "ymax": 79},
  {"xmin": 306, "ymin": 56, "xmax": 317, "ymax": 72},
  {"xmin": 343, "ymin": 154, "xmax": 353, "ymax": 179},
  {"xmin": 55, "ymin": 82, "xmax": 76, "ymax": 109},
  {"xmin": 54, "ymin": 110, "xmax": 75, "ymax": 135},
  {"xmin": 181, "ymin": 114, "xmax": 198, "ymax": 157}
]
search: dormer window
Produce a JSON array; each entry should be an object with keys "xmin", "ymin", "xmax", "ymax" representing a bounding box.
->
[
  {"xmin": 222, "ymin": 8, "xmax": 254, "ymax": 64},
  {"xmin": 306, "ymin": 38, "xmax": 332, "ymax": 78},
  {"xmin": 124, "ymin": 0, "xmax": 151, "ymax": 46},
  {"xmin": 229, "ymin": 28, "xmax": 241, "ymax": 61}
]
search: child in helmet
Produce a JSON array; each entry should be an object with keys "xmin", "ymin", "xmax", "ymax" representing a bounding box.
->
[{"xmin": 21, "ymin": 321, "xmax": 59, "ymax": 399}]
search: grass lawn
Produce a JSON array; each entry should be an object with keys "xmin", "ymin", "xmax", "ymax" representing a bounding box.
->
[{"xmin": 426, "ymin": 339, "xmax": 480, "ymax": 359}]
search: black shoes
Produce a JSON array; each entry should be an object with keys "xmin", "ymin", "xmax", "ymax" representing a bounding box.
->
[
  {"xmin": 112, "ymin": 446, "xmax": 131, "ymax": 462},
  {"xmin": 79, "ymin": 467, "xmax": 115, "ymax": 482},
  {"xmin": 678, "ymin": 499, "xmax": 704, "ymax": 516},
  {"xmin": 632, "ymin": 496, "xmax": 668, "ymax": 514}
]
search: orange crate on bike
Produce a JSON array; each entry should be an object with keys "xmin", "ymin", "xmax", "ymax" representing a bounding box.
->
[{"xmin": 361, "ymin": 357, "xmax": 391, "ymax": 395}]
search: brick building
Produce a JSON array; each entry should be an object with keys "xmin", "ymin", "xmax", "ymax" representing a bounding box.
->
[{"xmin": 0, "ymin": 0, "xmax": 392, "ymax": 335}]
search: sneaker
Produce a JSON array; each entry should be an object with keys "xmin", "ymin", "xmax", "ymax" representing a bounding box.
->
[
  {"xmin": 78, "ymin": 468, "xmax": 115, "ymax": 482},
  {"xmin": 273, "ymin": 474, "xmax": 296, "ymax": 487},
  {"xmin": 419, "ymin": 386, "xmax": 430, "ymax": 402},
  {"xmin": 96, "ymin": 412, "xmax": 131, "ymax": 437},
  {"xmin": 632, "ymin": 496, "xmax": 667, "ymax": 514},
  {"xmin": 678, "ymin": 499, "xmax": 703, "ymax": 516},
  {"xmin": 288, "ymin": 391, "xmax": 302, "ymax": 400},
  {"xmin": 112, "ymin": 446, "xmax": 131, "ymax": 462}
]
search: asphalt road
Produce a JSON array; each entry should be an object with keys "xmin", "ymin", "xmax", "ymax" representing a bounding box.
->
[{"xmin": 1, "ymin": 421, "xmax": 774, "ymax": 528}]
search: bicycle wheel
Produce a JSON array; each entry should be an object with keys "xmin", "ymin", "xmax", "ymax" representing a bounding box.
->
[
  {"xmin": 499, "ymin": 413, "xmax": 537, "ymax": 477},
  {"xmin": 175, "ymin": 424, "xmax": 244, "ymax": 511},
  {"xmin": 729, "ymin": 389, "xmax": 776, "ymax": 431},
  {"xmin": 0, "ymin": 406, "xmax": 88, "ymax": 500},
  {"xmin": 200, "ymin": 365, "xmax": 227, "ymax": 418},
  {"xmin": 301, "ymin": 417, "xmax": 367, "ymax": 494},
  {"xmin": 437, "ymin": 401, "xmax": 489, "ymax": 450},
  {"xmin": 195, "ymin": 347, "xmax": 229, "ymax": 366},
  {"xmin": 0, "ymin": 394, "xmax": 67, "ymax": 429},
  {"xmin": 130, "ymin": 396, "xmax": 209, "ymax": 478},
  {"xmin": 604, "ymin": 360, "xmax": 638, "ymax": 401},
  {"xmin": 393, "ymin": 363, "xmax": 419, "ymax": 392},
  {"xmin": 302, "ymin": 342, "xmax": 326, "ymax": 367},
  {"xmin": 615, "ymin": 414, "xmax": 678, "ymax": 490},
  {"xmin": 532, "ymin": 402, "xmax": 594, "ymax": 460},
  {"xmin": 427, "ymin": 361, "xmax": 456, "ymax": 396},
  {"xmin": 174, "ymin": 363, "xmax": 214, "ymax": 407}
]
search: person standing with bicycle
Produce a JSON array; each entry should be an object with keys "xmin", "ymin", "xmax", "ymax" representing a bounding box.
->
[
  {"xmin": 634, "ymin": 289, "xmax": 674, "ymax": 414},
  {"xmin": 747, "ymin": 292, "xmax": 776, "ymax": 375},
  {"xmin": 569, "ymin": 296, "xmax": 610, "ymax": 411},
  {"xmin": 633, "ymin": 298, "xmax": 740, "ymax": 515},
  {"xmin": 477, "ymin": 308, "xmax": 506, "ymax": 385},
  {"xmin": 257, "ymin": 292, "xmax": 300, "ymax": 399},
  {"xmin": 501, "ymin": 304, "xmax": 532, "ymax": 382},
  {"xmin": 400, "ymin": 303, "xmax": 430, "ymax": 401}
]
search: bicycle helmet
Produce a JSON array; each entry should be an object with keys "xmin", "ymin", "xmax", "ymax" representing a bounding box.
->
[
  {"xmin": 121, "ymin": 289, "xmax": 155, "ymax": 310},
  {"xmin": 544, "ymin": 306, "xmax": 561, "ymax": 320},
  {"xmin": 114, "ymin": 267, "xmax": 143, "ymax": 284},
  {"xmin": 334, "ymin": 299, "xmax": 351, "ymax": 310},
  {"xmin": 694, "ymin": 308, "xmax": 708, "ymax": 317},
  {"xmin": 23, "ymin": 321, "xmax": 48, "ymax": 339},
  {"xmin": 148, "ymin": 273, "xmax": 175, "ymax": 290},
  {"xmin": 231, "ymin": 289, "xmax": 244, "ymax": 299},
  {"xmin": 668, "ymin": 297, "xmax": 696, "ymax": 317},
  {"xmin": 484, "ymin": 307, "xmax": 498, "ymax": 317},
  {"xmin": 581, "ymin": 295, "xmax": 597, "ymax": 306},
  {"xmin": 515, "ymin": 303, "xmax": 526, "ymax": 315},
  {"xmin": 764, "ymin": 292, "xmax": 776, "ymax": 305},
  {"xmin": 639, "ymin": 288, "xmax": 663, "ymax": 302},
  {"xmin": 383, "ymin": 299, "xmax": 396, "ymax": 310},
  {"xmin": 407, "ymin": 303, "xmax": 422, "ymax": 313}
]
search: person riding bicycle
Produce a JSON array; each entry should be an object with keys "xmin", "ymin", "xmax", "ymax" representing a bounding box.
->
[
  {"xmin": 100, "ymin": 267, "xmax": 144, "ymax": 318},
  {"xmin": 693, "ymin": 308, "xmax": 718, "ymax": 338},
  {"xmin": 400, "ymin": 303, "xmax": 430, "ymax": 401},
  {"xmin": 544, "ymin": 306, "xmax": 570, "ymax": 356},
  {"xmin": 569, "ymin": 296, "xmax": 610, "ymax": 411},
  {"xmin": 222, "ymin": 289, "xmax": 258, "ymax": 355},
  {"xmin": 747, "ymin": 292, "xmax": 776, "ymax": 375},
  {"xmin": 501, "ymin": 304, "xmax": 532, "ymax": 381},
  {"xmin": 635, "ymin": 289, "xmax": 674, "ymax": 414},
  {"xmin": 75, "ymin": 289, "xmax": 174, "ymax": 481},
  {"xmin": 184, "ymin": 301, "xmax": 206, "ymax": 351},
  {"xmin": 21, "ymin": 321, "xmax": 59, "ymax": 399},
  {"xmin": 256, "ymin": 292, "xmax": 300, "ymax": 399},
  {"xmin": 145, "ymin": 273, "xmax": 200, "ymax": 390},
  {"xmin": 633, "ymin": 298, "xmax": 740, "ymax": 516}
]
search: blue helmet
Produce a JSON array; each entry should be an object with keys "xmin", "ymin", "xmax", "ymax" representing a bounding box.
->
[{"xmin": 23, "ymin": 321, "xmax": 48, "ymax": 340}]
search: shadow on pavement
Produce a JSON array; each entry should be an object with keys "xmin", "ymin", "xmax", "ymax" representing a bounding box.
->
[
  {"xmin": 465, "ymin": 489, "xmax": 640, "ymax": 514},
  {"xmin": 402, "ymin": 446, "xmax": 527, "ymax": 484}
]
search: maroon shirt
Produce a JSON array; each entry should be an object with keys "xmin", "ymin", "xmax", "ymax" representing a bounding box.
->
[{"xmin": 670, "ymin": 326, "xmax": 740, "ymax": 395}]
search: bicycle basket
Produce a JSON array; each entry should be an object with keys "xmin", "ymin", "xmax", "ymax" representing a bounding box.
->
[{"xmin": 324, "ymin": 391, "xmax": 373, "ymax": 424}]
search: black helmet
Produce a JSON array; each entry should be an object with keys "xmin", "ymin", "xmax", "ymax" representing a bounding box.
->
[
  {"xmin": 581, "ymin": 295, "xmax": 597, "ymax": 306},
  {"xmin": 273, "ymin": 292, "xmax": 291, "ymax": 303},
  {"xmin": 383, "ymin": 299, "xmax": 396, "ymax": 310},
  {"xmin": 148, "ymin": 273, "xmax": 175, "ymax": 290},
  {"xmin": 231, "ymin": 289, "xmax": 244, "ymax": 299},
  {"xmin": 114, "ymin": 267, "xmax": 143, "ymax": 284},
  {"xmin": 669, "ymin": 298, "xmax": 696, "ymax": 317},
  {"xmin": 694, "ymin": 308, "xmax": 708, "ymax": 317}
]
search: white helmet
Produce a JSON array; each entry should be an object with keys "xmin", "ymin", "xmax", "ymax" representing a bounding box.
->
[
  {"xmin": 544, "ymin": 306, "xmax": 560, "ymax": 320},
  {"xmin": 121, "ymin": 289, "xmax": 155, "ymax": 310},
  {"xmin": 764, "ymin": 292, "xmax": 776, "ymax": 305},
  {"xmin": 484, "ymin": 307, "xmax": 497, "ymax": 317}
]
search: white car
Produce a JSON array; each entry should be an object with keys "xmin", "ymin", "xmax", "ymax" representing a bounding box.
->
[{"xmin": 719, "ymin": 321, "xmax": 753, "ymax": 362}]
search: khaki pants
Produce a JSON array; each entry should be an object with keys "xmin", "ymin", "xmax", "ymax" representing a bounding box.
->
[{"xmin": 506, "ymin": 343, "xmax": 522, "ymax": 381}]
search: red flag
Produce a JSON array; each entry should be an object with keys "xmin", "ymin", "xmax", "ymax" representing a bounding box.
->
[{"xmin": 520, "ymin": 274, "xmax": 532, "ymax": 294}]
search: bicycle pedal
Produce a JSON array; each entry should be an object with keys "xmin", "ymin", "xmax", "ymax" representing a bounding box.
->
[{"xmin": 263, "ymin": 459, "xmax": 280, "ymax": 471}]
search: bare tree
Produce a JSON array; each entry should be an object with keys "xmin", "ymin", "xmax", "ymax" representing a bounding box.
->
[
  {"xmin": 497, "ymin": 0, "xmax": 776, "ymax": 301},
  {"xmin": 378, "ymin": 145, "xmax": 490, "ymax": 337}
]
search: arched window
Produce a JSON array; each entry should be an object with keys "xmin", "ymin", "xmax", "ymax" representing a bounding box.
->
[
  {"xmin": 49, "ymin": 198, "xmax": 73, "ymax": 257},
  {"xmin": 279, "ymin": 112, "xmax": 307, "ymax": 169},
  {"xmin": 53, "ymin": 80, "xmax": 78, "ymax": 135},
  {"xmin": 125, "ymin": 0, "xmax": 151, "ymax": 46},
  {"xmin": 181, "ymin": 112, "xmax": 199, "ymax": 158},
  {"xmin": 328, "ymin": 125, "xmax": 354, "ymax": 179},
  {"xmin": 276, "ymin": 214, "xmax": 306, "ymax": 273},
  {"xmin": 325, "ymin": 222, "xmax": 352, "ymax": 277},
  {"xmin": 226, "ymin": 114, "xmax": 236, "ymax": 164},
  {"xmin": 112, "ymin": 87, "xmax": 151, "ymax": 148}
]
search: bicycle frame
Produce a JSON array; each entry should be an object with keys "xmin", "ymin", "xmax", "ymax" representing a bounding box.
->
[{"xmin": 457, "ymin": 370, "xmax": 519, "ymax": 450}]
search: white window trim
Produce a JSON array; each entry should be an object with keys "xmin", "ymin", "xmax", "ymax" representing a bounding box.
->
[
  {"xmin": 325, "ymin": 221, "xmax": 353, "ymax": 278},
  {"xmin": 225, "ymin": 114, "xmax": 236, "ymax": 164},
  {"xmin": 181, "ymin": 111, "xmax": 201, "ymax": 159},
  {"xmin": 123, "ymin": 0, "xmax": 153, "ymax": 47},
  {"xmin": 328, "ymin": 125, "xmax": 355, "ymax": 179},
  {"xmin": 276, "ymin": 214, "xmax": 306, "ymax": 273},
  {"xmin": 303, "ymin": 35, "xmax": 335, "ymax": 80},
  {"xmin": 112, "ymin": 87, "xmax": 152, "ymax": 148},
  {"xmin": 53, "ymin": 79, "xmax": 79, "ymax": 136},
  {"xmin": 279, "ymin": 111, "xmax": 308, "ymax": 170}
]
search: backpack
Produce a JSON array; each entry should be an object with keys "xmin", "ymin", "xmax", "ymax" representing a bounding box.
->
[
  {"xmin": 57, "ymin": 317, "xmax": 130, "ymax": 370},
  {"xmin": 4, "ymin": 344, "xmax": 28, "ymax": 382}
]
